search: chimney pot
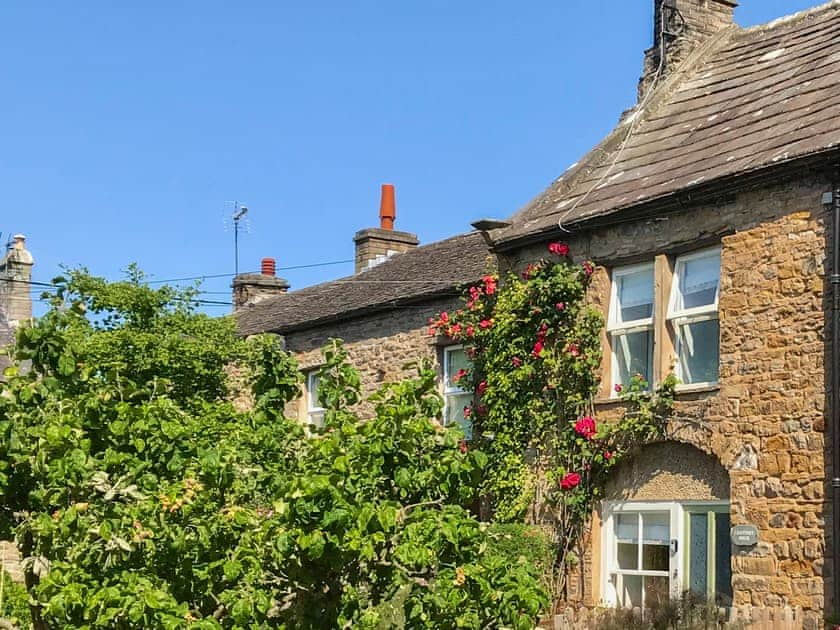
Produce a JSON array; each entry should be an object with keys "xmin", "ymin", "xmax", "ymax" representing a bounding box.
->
[
  {"xmin": 261, "ymin": 257, "xmax": 276, "ymax": 277},
  {"xmin": 379, "ymin": 183, "xmax": 396, "ymax": 230},
  {"xmin": 12, "ymin": 234, "xmax": 25, "ymax": 250}
]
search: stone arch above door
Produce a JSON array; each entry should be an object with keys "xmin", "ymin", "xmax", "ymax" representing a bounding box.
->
[{"xmin": 604, "ymin": 441, "xmax": 730, "ymax": 502}]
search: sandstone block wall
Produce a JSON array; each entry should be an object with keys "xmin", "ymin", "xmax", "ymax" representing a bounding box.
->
[
  {"xmin": 507, "ymin": 174, "xmax": 831, "ymax": 629},
  {"xmin": 283, "ymin": 296, "xmax": 462, "ymax": 420}
]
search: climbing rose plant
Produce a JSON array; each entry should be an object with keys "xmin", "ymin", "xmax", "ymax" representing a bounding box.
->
[
  {"xmin": 0, "ymin": 268, "xmax": 547, "ymax": 629},
  {"xmin": 431, "ymin": 244, "xmax": 675, "ymax": 598}
]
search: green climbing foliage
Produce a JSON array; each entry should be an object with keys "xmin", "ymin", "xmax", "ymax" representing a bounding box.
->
[{"xmin": 430, "ymin": 243, "xmax": 676, "ymax": 598}]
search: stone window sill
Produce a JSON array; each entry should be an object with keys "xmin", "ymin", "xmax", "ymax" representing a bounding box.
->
[{"xmin": 594, "ymin": 383, "xmax": 719, "ymax": 407}]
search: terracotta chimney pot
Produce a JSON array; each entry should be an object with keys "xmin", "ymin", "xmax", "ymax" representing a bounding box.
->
[
  {"xmin": 261, "ymin": 257, "xmax": 276, "ymax": 277},
  {"xmin": 379, "ymin": 184, "xmax": 396, "ymax": 230}
]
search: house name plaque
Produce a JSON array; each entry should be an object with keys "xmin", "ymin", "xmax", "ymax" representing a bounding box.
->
[{"xmin": 731, "ymin": 524, "xmax": 759, "ymax": 547}]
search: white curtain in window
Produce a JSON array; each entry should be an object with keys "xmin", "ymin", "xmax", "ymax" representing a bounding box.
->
[
  {"xmin": 619, "ymin": 270, "xmax": 654, "ymax": 310},
  {"xmin": 681, "ymin": 256, "xmax": 719, "ymax": 300},
  {"xmin": 642, "ymin": 513, "xmax": 670, "ymax": 543}
]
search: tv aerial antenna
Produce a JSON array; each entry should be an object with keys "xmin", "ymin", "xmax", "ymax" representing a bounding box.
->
[{"xmin": 223, "ymin": 202, "xmax": 250, "ymax": 275}]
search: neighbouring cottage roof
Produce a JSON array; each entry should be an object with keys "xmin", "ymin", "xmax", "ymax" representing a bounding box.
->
[
  {"xmin": 494, "ymin": 0, "xmax": 840, "ymax": 248},
  {"xmin": 236, "ymin": 231, "xmax": 490, "ymax": 335}
]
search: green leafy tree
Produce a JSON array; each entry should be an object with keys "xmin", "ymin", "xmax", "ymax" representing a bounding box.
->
[{"xmin": 0, "ymin": 269, "xmax": 547, "ymax": 629}]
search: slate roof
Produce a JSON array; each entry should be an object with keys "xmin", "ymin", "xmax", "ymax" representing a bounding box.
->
[
  {"xmin": 236, "ymin": 231, "xmax": 490, "ymax": 335},
  {"xmin": 494, "ymin": 0, "xmax": 840, "ymax": 248}
]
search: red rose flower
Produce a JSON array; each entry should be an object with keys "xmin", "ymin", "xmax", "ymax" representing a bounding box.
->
[
  {"xmin": 477, "ymin": 380, "xmax": 487, "ymax": 395},
  {"xmin": 466, "ymin": 325, "xmax": 475, "ymax": 337},
  {"xmin": 532, "ymin": 340, "xmax": 544, "ymax": 358},
  {"xmin": 582, "ymin": 261, "xmax": 594, "ymax": 277},
  {"xmin": 453, "ymin": 368, "xmax": 467, "ymax": 383},
  {"xmin": 451, "ymin": 323, "xmax": 462, "ymax": 336},
  {"xmin": 614, "ymin": 384, "xmax": 623, "ymax": 393},
  {"xmin": 556, "ymin": 302, "xmax": 565, "ymax": 311},
  {"xmin": 440, "ymin": 311, "xmax": 449, "ymax": 323},
  {"xmin": 560, "ymin": 472, "xmax": 581, "ymax": 490},
  {"xmin": 459, "ymin": 440, "xmax": 468, "ymax": 454},
  {"xmin": 483, "ymin": 275, "xmax": 497, "ymax": 296},
  {"xmin": 604, "ymin": 451, "xmax": 613, "ymax": 460},
  {"xmin": 512, "ymin": 356, "xmax": 522, "ymax": 368},
  {"xmin": 567, "ymin": 343, "xmax": 581, "ymax": 357},
  {"xmin": 479, "ymin": 319, "xmax": 493, "ymax": 330},
  {"xmin": 548, "ymin": 242, "xmax": 570, "ymax": 257},
  {"xmin": 463, "ymin": 405, "xmax": 472, "ymax": 418},
  {"xmin": 574, "ymin": 416, "xmax": 597, "ymax": 440}
]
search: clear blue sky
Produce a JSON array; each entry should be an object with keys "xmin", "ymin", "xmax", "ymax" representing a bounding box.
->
[{"xmin": 0, "ymin": 0, "xmax": 821, "ymax": 313}]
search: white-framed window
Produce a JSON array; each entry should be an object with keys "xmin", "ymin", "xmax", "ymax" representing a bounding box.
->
[
  {"xmin": 608, "ymin": 263, "xmax": 655, "ymax": 393},
  {"xmin": 443, "ymin": 345, "xmax": 472, "ymax": 439},
  {"xmin": 306, "ymin": 371, "xmax": 326, "ymax": 428},
  {"xmin": 668, "ymin": 248, "xmax": 720, "ymax": 387},
  {"xmin": 601, "ymin": 501, "xmax": 731, "ymax": 613}
]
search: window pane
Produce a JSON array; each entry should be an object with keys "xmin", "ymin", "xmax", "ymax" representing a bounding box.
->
[
  {"xmin": 642, "ymin": 513, "xmax": 670, "ymax": 543},
  {"xmin": 617, "ymin": 268, "xmax": 654, "ymax": 322},
  {"xmin": 715, "ymin": 512, "xmax": 733, "ymax": 605},
  {"xmin": 689, "ymin": 512, "xmax": 709, "ymax": 597},
  {"xmin": 617, "ymin": 543, "xmax": 639, "ymax": 570},
  {"xmin": 614, "ymin": 330, "xmax": 653, "ymax": 385},
  {"xmin": 641, "ymin": 513, "xmax": 670, "ymax": 572},
  {"xmin": 308, "ymin": 410, "xmax": 325, "ymax": 428},
  {"xmin": 645, "ymin": 576, "xmax": 670, "ymax": 610},
  {"xmin": 445, "ymin": 348, "xmax": 470, "ymax": 390},
  {"xmin": 678, "ymin": 319, "xmax": 720, "ymax": 384},
  {"xmin": 616, "ymin": 513, "xmax": 639, "ymax": 541},
  {"xmin": 620, "ymin": 575, "xmax": 643, "ymax": 609},
  {"xmin": 642, "ymin": 544, "xmax": 669, "ymax": 571},
  {"xmin": 616, "ymin": 514, "xmax": 639, "ymax": 570},
  {"xmin": 445, "ymin": 392, "xmax": 473, "ymax": 439},
  {"xmin": 308, "ymin": 373, "xmax": 322, "ymax": 409},
  {"xmin": 679, "ymin": 253, "xmax": 720, "ymax": 310}
]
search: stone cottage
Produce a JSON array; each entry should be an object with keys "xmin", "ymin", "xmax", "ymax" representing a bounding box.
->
[
  {"xmin": 236, "ymin": 1, "xmax": 840, "ymax": 626},
  {"xmin": 235, "ymin": 184, "xmax": 491, "ymax": 430}
]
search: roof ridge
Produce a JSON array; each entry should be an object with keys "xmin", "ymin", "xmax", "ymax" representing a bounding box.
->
[{"xmin": 741, "ymin": 0, "xmax": 840, "ymax": 34}]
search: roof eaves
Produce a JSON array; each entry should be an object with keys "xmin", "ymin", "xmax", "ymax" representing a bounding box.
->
[
  {"xmin": 491, "ymin": 146, "xmax": 840, "ymax": 253},
  {"xmin": 259, "ymin": 285, "xmax": 468, "ymax": 336}
]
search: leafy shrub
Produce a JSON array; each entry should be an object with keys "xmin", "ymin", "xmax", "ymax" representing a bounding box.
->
[
  {"xmin": 0, "ymin": 570, "xmax": 30, "ymax": 628},
  {"xmin": 0, "ymin": 269, "xmax": 548, "ymax": 629},
  {"xmin": 484, "ymin": 523, "xmax": 555, "ymax": 587}
]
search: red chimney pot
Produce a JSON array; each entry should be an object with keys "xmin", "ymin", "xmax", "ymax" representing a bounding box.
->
[
  {"xmin": 261, "ymin": 257, "xmax": 276, "ymax": 277},
  {"xmin": 379, "ymin": 183, "xmax": 396, "ymax": 230}
]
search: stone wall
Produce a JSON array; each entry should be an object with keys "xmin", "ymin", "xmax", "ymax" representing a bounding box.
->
[
  {"xmin": 507, "ymin": 174, "xmax": 831, "ymax": 629},
  {"xmin": 283, "ymin": 296, "xmax": 461, "ymax": 420}
]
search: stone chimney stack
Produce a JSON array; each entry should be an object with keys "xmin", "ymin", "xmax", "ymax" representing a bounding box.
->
[
  {"xmin": 232, "ymin": 257, "xmax": 290, "ymax": 311},
  {"xmin": 0, "ymin": 234, "xmax": 34, "ymax": 328},
  {"xmin": 353, "ymin": 184, "xmax": 419, "ymax": 273},
  {"xmin": 639, "ymin": 0, "xmax": 737, "ymax": 98}
]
